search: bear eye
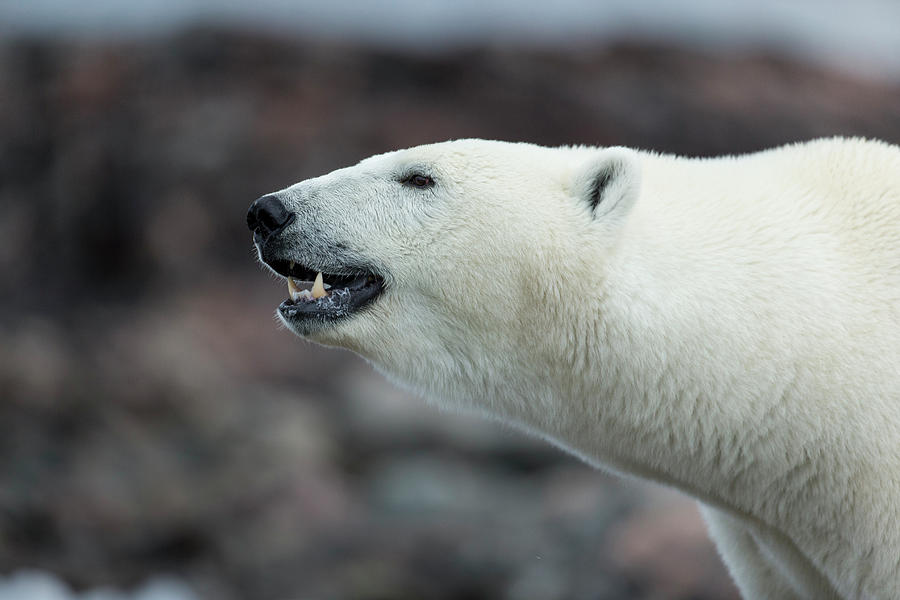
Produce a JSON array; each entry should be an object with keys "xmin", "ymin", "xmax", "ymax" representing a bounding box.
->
[{"xmin": 403, "ymin": 173, "xmax": 435, "ymax": 188}]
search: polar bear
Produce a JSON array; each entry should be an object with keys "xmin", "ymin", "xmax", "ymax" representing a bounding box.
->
[{"xmin": 246, "ymin": 138, "xmax": 900, "ymax": 599}]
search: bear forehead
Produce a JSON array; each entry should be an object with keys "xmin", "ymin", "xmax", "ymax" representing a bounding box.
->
[{"xmin": 356, "ymin": 139, "xmax": 587, "ymax": 176}]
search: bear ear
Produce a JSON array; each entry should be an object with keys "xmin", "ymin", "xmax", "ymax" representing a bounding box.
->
[{"xmin": 574, "ymin": 147, "xmax": 642, "ymax": 223}]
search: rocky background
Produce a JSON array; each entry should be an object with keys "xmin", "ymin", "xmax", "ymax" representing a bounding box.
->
[{"xmin": 1, "ymin": 28, "xmax": 899, "ymax": 600}]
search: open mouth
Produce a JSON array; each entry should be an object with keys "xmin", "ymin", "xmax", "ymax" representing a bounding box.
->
[{"xmin": 266, "ymin": 258, "xmax": 385, "ymax": 323}]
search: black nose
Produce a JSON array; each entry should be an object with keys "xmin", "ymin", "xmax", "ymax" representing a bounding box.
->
[{"xmin": 247, "ymin": 194, "xmax": 295, "ymax": 242}]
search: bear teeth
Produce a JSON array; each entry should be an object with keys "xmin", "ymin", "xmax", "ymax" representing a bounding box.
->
[
  {"xmin": 312, "ymin": 272, "xmax": 327, "ymax": 298},
  {"xmin": 288, "ymin": 277, "xmax": 309, "ymax": 302},
  {"xmin": 287, "ymin": 272, "xmax": 329, "ymax": 302}
]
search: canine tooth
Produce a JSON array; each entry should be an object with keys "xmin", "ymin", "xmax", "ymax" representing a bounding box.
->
[
  {"xmin": 312, "ymin": 272, "xmax": 327, "ymax": 298},
  {"xmin": 289, "ymin": 261, "xmax": 295, "ymax": 269},
  {"xmin": 288, "ymin": 277, "xmax": 302, "ymax": 301}
]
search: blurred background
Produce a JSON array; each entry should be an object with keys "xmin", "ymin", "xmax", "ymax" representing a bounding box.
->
[{"xmin": 1, "ymin": 1, "xmax": 899, "ymax": 598}]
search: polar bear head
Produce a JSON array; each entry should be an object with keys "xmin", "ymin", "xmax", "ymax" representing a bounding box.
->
[{"xmin": 248, "ymin": 139, "xmax": 641, "ymax": 409}]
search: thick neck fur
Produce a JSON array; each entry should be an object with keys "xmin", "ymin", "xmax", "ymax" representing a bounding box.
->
[{"xmin": 372, "ymin": 152, "xmax": 900, "ymax": 598}]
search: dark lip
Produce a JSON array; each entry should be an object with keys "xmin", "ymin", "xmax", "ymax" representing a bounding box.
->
[
  {"xmin": 265, "ymin": 258, "xmax": 386, "ymax": 324},
  {"xmin": 277, "ymin": 275, "xmax": 384, "ymax": 323}
]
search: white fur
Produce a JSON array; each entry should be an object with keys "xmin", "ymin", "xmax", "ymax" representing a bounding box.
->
[{"xmin": 270, "ymin": 138, "xmax": 900, "ymax": 599}]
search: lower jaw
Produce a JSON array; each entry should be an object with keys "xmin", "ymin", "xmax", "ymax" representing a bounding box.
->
[
  {"xmin": 277, "ymin": 308, "xmax": 367, "ymax": 347},
  {"xmin": 276, "ymin": 284, "xmax": 384, "ymax": 335},
  {"xmin": 277, "ymin": 300, "xmax": 345, "ymax": 327},
  {"xmin": 278, "ymin": 310, "xmax": 325, "ymax": 337}
]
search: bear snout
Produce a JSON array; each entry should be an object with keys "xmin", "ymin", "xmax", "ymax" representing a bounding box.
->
[{"xmin": 247, "ymin": 194, "xmax": 296, "ymax": 244}]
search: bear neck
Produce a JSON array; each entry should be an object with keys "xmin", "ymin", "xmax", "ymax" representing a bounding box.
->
[{"xmin": 393, "ymin": 224, "xmax": 865, "ymax": 547}]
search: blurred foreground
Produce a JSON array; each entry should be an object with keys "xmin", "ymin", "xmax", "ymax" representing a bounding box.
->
[{"xmin": 1, "ymin": 30, "xmax": 899, "ymax": 599}]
